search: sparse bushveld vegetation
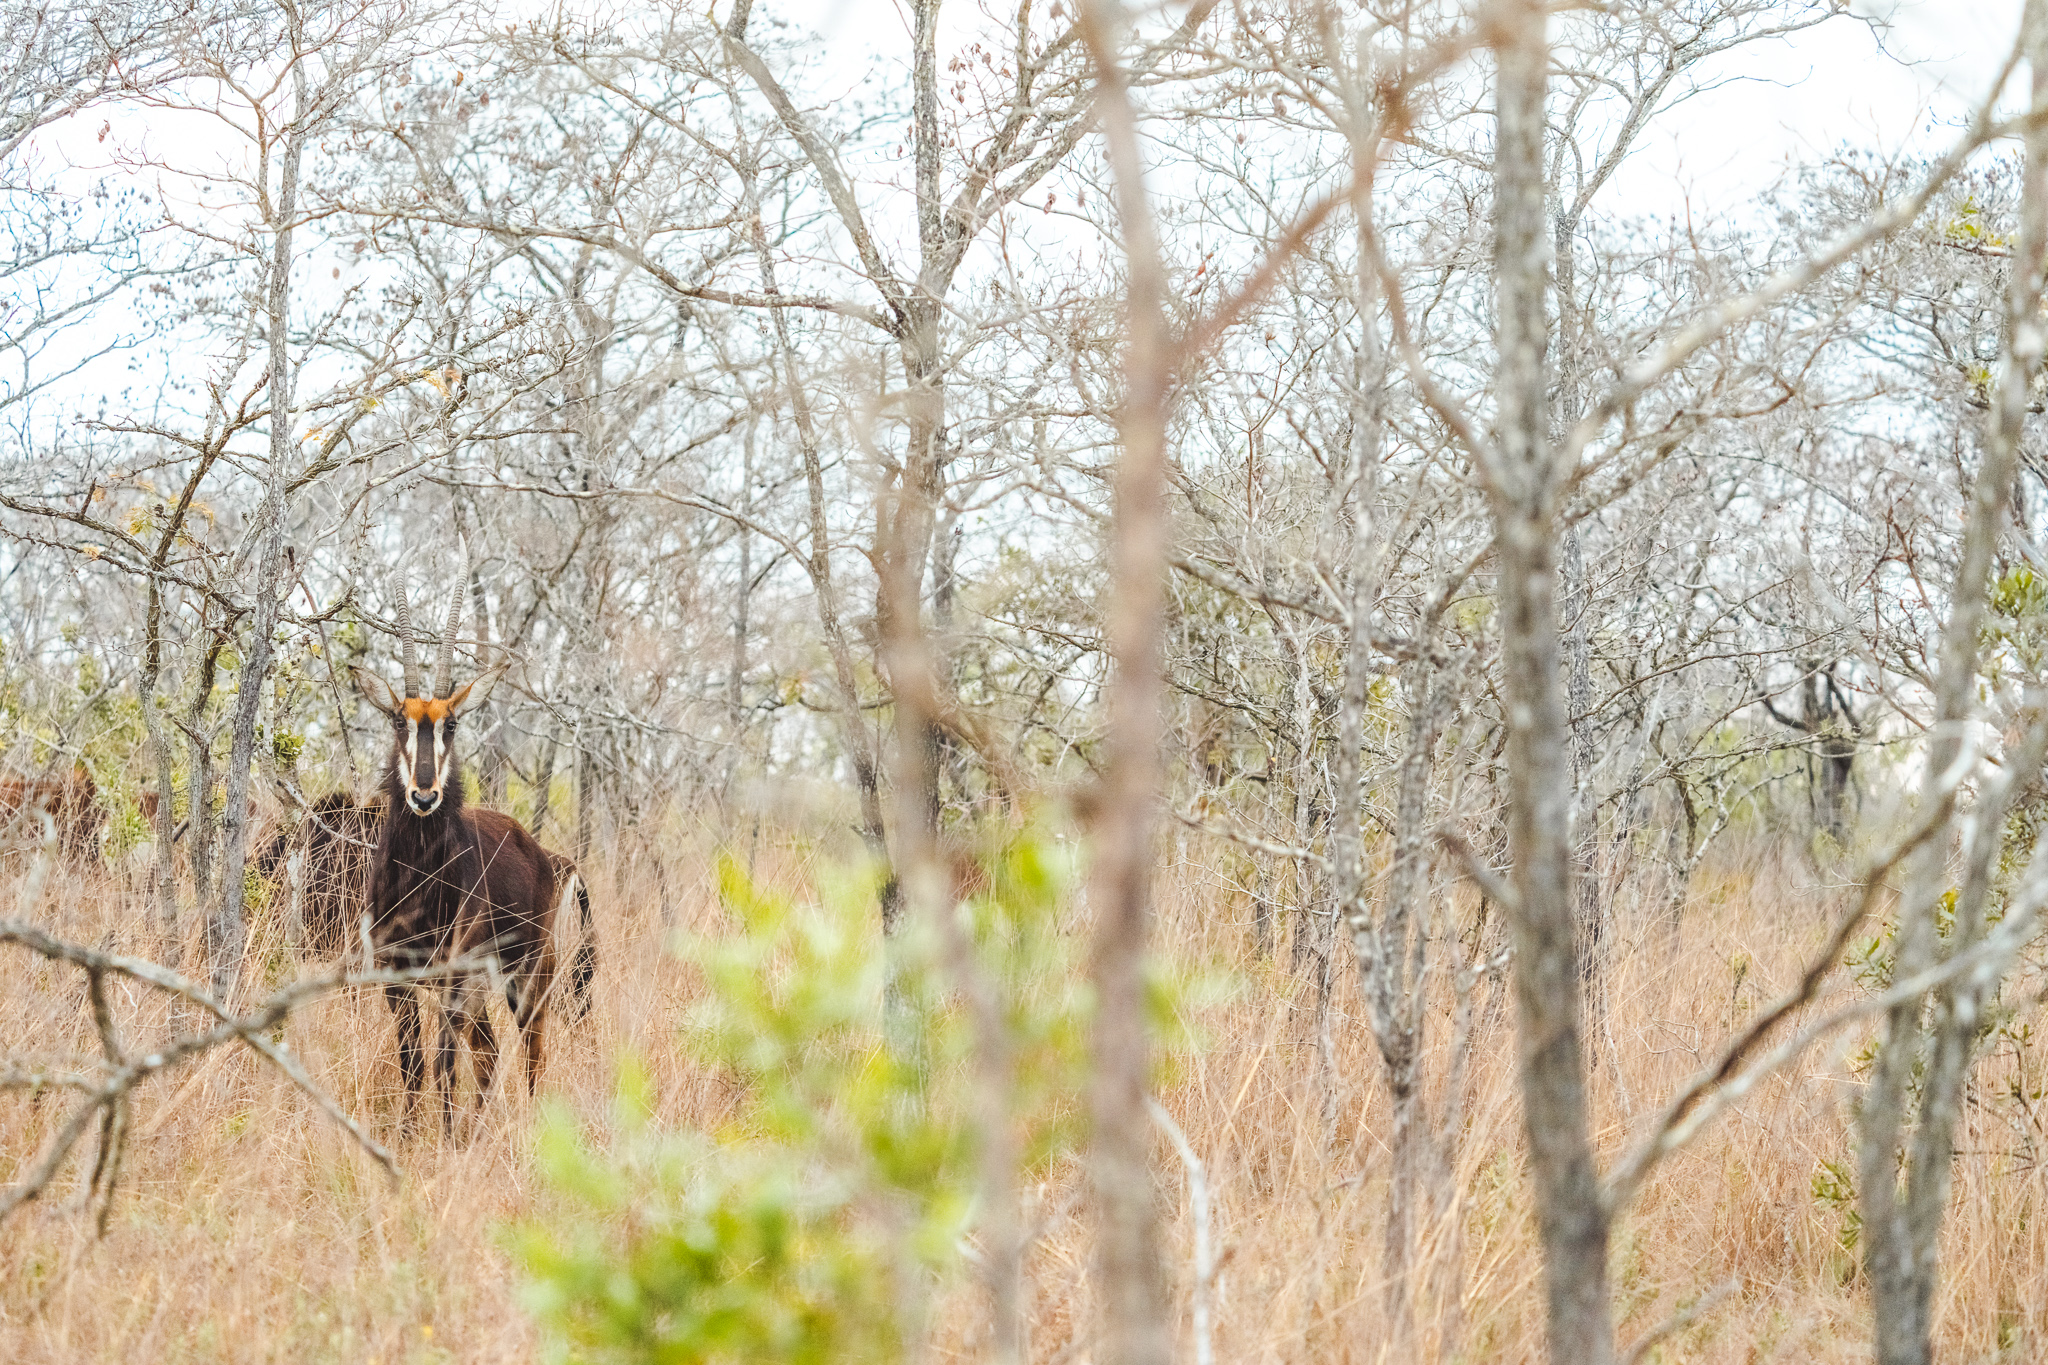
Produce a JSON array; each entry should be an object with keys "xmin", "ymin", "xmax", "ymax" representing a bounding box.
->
[
  {"xmin": 13, "ymin": 832, "xmax": 2048, "ymax": 1364},
  {"xmin": 12, "ymin": 1, "xmax": 2048, "ymax": 1363}
]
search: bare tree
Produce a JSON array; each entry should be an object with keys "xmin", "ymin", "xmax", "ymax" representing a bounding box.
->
[
  {"xmin": 1483, "ymin": 3, "xmax": 1614, "ymax": 1358},
  {"xmin": 1857, "ymin": 6, "xmax": 2048, "ymax": 1360}
]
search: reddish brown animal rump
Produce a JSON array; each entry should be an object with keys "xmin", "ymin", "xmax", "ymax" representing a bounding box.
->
[
  {"xmin": 0, "ymin": 765, "xmax": 104, "ymax": 863},
  {"xmin": 354, "ymin": 565, "xmax": 595, "ymax": 1128},
  {"xmin": 546, "ymin": 850, "xmax": 597, "ymax": 1025}
]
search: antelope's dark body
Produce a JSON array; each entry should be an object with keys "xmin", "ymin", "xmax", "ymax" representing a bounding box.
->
[
  {"xmin": 366, "ymin": 762, "xmax": 592, "ymax": 1122},
  {"xmin": 369, "ymin": 770, "xmax": 555, "ymax": 981}
]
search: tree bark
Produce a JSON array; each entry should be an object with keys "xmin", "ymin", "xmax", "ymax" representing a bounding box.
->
[
  {"xmin": 1077, "ymin": 1, "xmax": 1174, "ymax": 1360},
  {"xmin": 727, "ymin": 419, "xmax": 755, "ymax": 801},
  {"xmin": 1552, "ymin": 146, "xmax": 1600, "ymax": 999},
  {"xmin": 723, "ymin": 6, "xmax": 896, "ymax": 911},
  {"xmin": 530, "ymin": 720, "xmax": 561, "ymax": 839},
  {"xmin": 1489, "ymin": 3, "xmax": 1614, "ymax": 1361},
  {"xmin": 575, "ymin": 738, "xmax": 596, "ymax": 861},
  {"xmin": 184, "ymin": 618, "xmax": 224, "ymax": 936},
  {"xmin": 877, "ymin": 0, "xmax": 951, "ymax": 941},
  {"xmin": 1323, "ymin": 38, "xmax": 1456, "ymax": 1345},
  {"xmin": 139, "ymin": 449, "xmax": 219, "ymax": 952},
  {"xmin": 452, "ymin": 493, "xmax": 508, "ymax": 805},
  {"xmin": 1858, "ymin": 7, "xmax": 2048, "ymax": 1360},
  {"xmin": 211, "ymin": 47, "xmax": 309, "ymax": 997}
]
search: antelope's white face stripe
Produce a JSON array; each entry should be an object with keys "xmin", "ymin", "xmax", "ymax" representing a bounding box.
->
[{"xmin": 398, "ymin": 697, "xmax": 458, "ymax": 815}]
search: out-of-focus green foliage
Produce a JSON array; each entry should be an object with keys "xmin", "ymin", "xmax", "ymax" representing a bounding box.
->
[
  {"xmin": 1985, "ymin": 565, "xmax": 2048, "ymax": 683},
  {"xmin": 512, "ymin": 828, "xmax": 1101, "ymax": 1365}
]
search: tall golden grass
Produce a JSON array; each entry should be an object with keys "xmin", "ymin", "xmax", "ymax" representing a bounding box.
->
[{"xmin": 3, "ymin": 827, "xmax": 2044, "ymax": 1363}]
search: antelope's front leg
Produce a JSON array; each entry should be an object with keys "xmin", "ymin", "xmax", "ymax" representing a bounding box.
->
[
  {"xmin": 454, "ymin": 971, "xmax": 499, "ymax": 1107},
  {"xmin": 384, "ymin": 983, "xmax": 426, "ymax": 1132}
]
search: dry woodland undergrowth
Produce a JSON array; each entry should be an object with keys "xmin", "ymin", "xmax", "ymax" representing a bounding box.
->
[{"xmin": 4, "ymin": 825, "xmax": 2047, "ymax": 1365}]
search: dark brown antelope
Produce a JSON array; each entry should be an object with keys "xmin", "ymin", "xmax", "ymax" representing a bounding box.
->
[
  {"xmin": 0, "ymin": 765, "xmax": 105, "ymax": 864},
  {"xmin": 251, "ymin": 791, "xmax": 384, "ymax": 961},
  {"xmin": 353, "ymin": 569, "xmax": 595, "ymax": 1130}
]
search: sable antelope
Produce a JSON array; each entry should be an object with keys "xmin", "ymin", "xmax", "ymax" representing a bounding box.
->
[
  {"xmin": 251, "ymin": 792, "xmax": 383, "ymax": 961},
  {"xmin": 0, "ymin": 765, "xmax": 105, "ymax": 864},
  {"xmin": 354, "ymin": 569, "xmax": 596, "ymax": 1129}
]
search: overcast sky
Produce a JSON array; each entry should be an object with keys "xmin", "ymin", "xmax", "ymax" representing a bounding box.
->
[
  {"xmin": 11, "ymin": 0, "xmax": 2037, "ymax": 438},
  {"xmin": 773, "ymin": 0, "xmax": 2030, "ymax": 220},
  {"xmin": 33, "ymin": 1, "xmax": 2036, "ymax": 243}
]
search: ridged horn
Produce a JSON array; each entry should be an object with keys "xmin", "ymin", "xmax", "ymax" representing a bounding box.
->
[
  {"xmin": 434, "ymin": 570, "xmax": 466, "ymax": 699},
  {"xmin": 392, "ymin": 574, "xmax": 421, "ymax": 699}
]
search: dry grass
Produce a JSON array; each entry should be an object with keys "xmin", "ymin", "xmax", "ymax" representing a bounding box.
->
[{"xmin": 5, "ymin": 825, "xmax": 2047, "ymax": 1363}]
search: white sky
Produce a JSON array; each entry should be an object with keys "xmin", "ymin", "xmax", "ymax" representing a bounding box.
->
[
  {"xmin": 7, "ymin": 0, "xmax": 2036, "ymax": 438},
  {"xmin": 778, "ymin": 0, "xmax": 2030, "ymax": 218},
  {"xmin": 25, "ymin": 0, "xmax": 2036, "ymax": 233},
  {"xmin": 26, "ymin": 0, "xmax": 2036, "ymax": 255},
  {"xmin": 1616, "ymin": 0, "xmax": 2027, "ymax": 211}
]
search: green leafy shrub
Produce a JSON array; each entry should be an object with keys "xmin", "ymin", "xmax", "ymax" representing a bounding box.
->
[{"xmin": 512, "ymin": 831, "xmax": 1094, "ymax": 1365}]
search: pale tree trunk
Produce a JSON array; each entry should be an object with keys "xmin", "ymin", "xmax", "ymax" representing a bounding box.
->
[
  {"xmin": 452, "ymin": 492, "xmax": 508, "ymax": 805},
  {"xmin": 1077, "ymin": 0, "xmax": 1175, "ymax": 1359},
  {"xmin": 1558, "ymin": 528, "xmax": 1600, "ymax": 989},
  {"xmin": 931, "ymin": 509, "xmax": 972, "ymax": 806},
  {"xmin": 139, "ymin": 450, "xmax": 218, "ymax": 952},
  {"xmin": 530, "ymin": 721, "xmax": 561, "ymax": 839},
  {"xmin": 1552, "ymin": 143, "xmax": 1601, "ymax": 1004},
  {"xmin": 142, "ymin": 672, "xmax": 179, "ymax": 948},
  {"xmin": 185, "ymin": 620, "xmax": 223, "ymax": 933},
  {"xmin": 1858, "ymin": 6, "xmax": 2048, "ymax": 1359},
  {"xmin": 1321, "ymin": 52, "xmax": 1455, "ymax": 1342},
  {"xmin": 1319, "ymin": 33, "xmax": 1462, "ymax": 1347},
  {"xmin": 1489, "ymin": 3, "xmax": 1614, "ymax": 1361},
  {"xmin": 141, "ymin": 643, "xmax": 180, "ymax": 949},
  {"xmin": 1251, "ymin": 852, "xmax": 1274, "ymax": 958},
  {"xmin": 575, "ymin": 740, "xmax": 596, "ymax": 862},
  {"xmin": 1381, "ymin": 667, "xmax": 1448, "ymax": 1336},
  {"xmin": 723, "ymin": 4, "xmax": 896, "ymax": 916},
  {"xmin": 876, "ymin": 0, "xmax": 951, "ymax": 942},
  {"xmin": 727, "ymin": 420, "xmax": 755, "ymax": 794},
  {"xmin": 1283, "ymin": 625, "xmax": 1330, "ymax": 990},
  {"xmin": 212, "ymin": 55, "xmax": 308, "ymax": 996},
  {"xmin": 719, "ymin": 12, "xmax": 894, "ymax": 896}
]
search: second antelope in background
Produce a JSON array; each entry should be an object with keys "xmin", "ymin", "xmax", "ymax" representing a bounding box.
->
[
  {"xmin": 353, "ymin": 561, "xmax": 595, "ymax": 1130},
  {"xmin": 251, "ymin": 791, "xmax": 381, "ymax": 961}
]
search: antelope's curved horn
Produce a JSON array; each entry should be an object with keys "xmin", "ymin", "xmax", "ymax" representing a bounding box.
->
[
  {"xmin": 434, "ymin": 574, "xmax": 465, "ymax": 699},
  {"xmin": 392, "ymin": 574, "xmax": 421, "ymax": 699}
]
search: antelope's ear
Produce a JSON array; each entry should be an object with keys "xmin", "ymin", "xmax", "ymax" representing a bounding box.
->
[
  {"xmin": 446, "ymin": 666, "xmax": 505, "ymax": 715},
  {"xmin": 352, "ymin": 666, "xmax": 403, "ymax": 717}
]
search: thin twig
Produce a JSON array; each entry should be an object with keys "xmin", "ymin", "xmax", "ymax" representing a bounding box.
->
[
  {"xmin": 1433, "ymin": 827, "xmax": 1517, "ymax": 914},
  {"xmin": 1620, "ymin": 1277, "xmax": 1741, "ymax": 1365}
]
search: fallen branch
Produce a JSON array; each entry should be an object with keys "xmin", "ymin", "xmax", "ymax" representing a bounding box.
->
[{"xmin": 0, "ymin": 918, "xmax": 487, "ymax": 1232}]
